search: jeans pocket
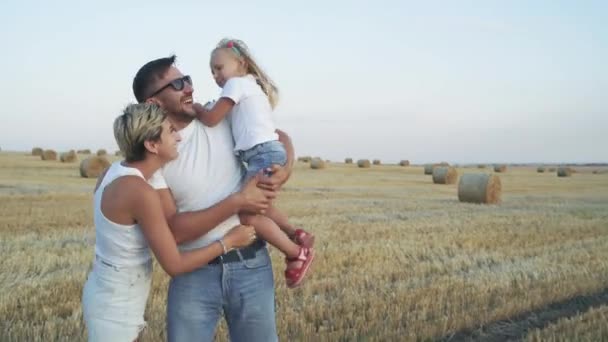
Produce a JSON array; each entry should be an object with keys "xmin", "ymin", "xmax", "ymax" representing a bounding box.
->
[{"xmin": 241, "ymin": 249, "xmax": 271, "ymax": 269}]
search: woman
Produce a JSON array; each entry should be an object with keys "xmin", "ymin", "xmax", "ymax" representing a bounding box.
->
[{"xmin": 82, "ymin": 103, "xmax": 256, "ymax": 341}]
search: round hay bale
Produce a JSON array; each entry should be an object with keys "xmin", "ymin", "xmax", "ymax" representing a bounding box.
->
[
  {"xmin": 80, "ymin": 156, "xmax": 111, "ymax": 178},
  {"xmin": 494, "ymin": 164, "xmax": 507, "ymax": 172},
  {"xmin": 96, "ymin": 149, "xmax": 107, "ymax": 156},
  {"xmin": 78, "ymin": 149, "xmax": 92, "ymax": 154},
  {"xmin": 373, "ymin": 159, "xmax": 381, "ymax": 165},
  {"xmin": 477, "ymin": 164, "xmax": 486, "ymax": 169},
  {"xmin": 32, "ymin": 147, "xmax": 43, "ymax": 156},
  {"xmin": 557, "ymin": 167, "xmax": 572, "ymax": 177},
  {"xmin": 458, "ymin": 173, "xmax": 501, "ymax": 204},
  {"xmin": 537, "ymin": 166, "xmax": 545, "ymax": 173},
  {"xmin": 424, "ymin": 164, "xmax": 435, "ymax": 175},
  {"xmin": 357, "ymin": 159, "xmax": 371, "ymax": 168},
  {"xmin": 297, "ymin": 156, "xmax": 311, "ymax": 163},
  {"xmin": 60, "ymin": 150, "xmax": 78, "ymax": 163},
  {"xmin": 41, "ymin": 149, "xmax": 57, "ymax": 161},
  {"xmin": 344, "ymin": 158, "xmax": 353, "ymax": 164},
  {"xmin": 432, "ymin": 166, "xmax": 458, "ymax": 184},
  {"xmin": 310, "ymin": 158, "xmax": 326, "ymax": 169},
  {"xmin": 399, "ymin": 160, "xmax": 410, "ymax": 166}
]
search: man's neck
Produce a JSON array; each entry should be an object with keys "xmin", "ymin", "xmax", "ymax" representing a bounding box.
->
[{"xmin": 168, "ymin": 113, "xmax": 195, "ymax": 131}]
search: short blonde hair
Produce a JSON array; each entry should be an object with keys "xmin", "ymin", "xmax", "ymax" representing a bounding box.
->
[
  {"xmin": 213, "ymin": 38, "xmax": 279, "ymax": 109},
  {"xmin": 113, "ymin": 103, "xmax": 166, "ymax": 162}
]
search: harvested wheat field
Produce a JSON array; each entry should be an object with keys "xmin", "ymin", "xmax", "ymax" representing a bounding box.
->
[{"xmin": 1, "ymin": 152, "xmax": 608, "ymax": 341}]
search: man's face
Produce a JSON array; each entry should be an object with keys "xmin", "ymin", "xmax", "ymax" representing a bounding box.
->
[{"xmin": 148, "ymin": 66, "xmax": 196, "ymax": 118}]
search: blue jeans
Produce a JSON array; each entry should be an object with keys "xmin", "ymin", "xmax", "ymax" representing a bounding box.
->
[
  {"xmin": 238, "ymin": 141, "xmax": 287, "ymax": 179},
  {"xmin": 167, "ymin": 246, "xmax": 278, "ymax": 342}
]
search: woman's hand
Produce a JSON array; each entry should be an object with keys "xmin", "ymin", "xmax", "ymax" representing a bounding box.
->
[{"xmin": 222, "ymin": 225, "xmax": 257, "ymax": 250}]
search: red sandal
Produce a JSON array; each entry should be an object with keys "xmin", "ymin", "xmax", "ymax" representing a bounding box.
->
[
  {"xmin": 292, "ymin": 228, "xmax": 315, "ymax": 248},
  {"xmin": 284, "ymin": 247, "xmax": 315, "ymax": 288}
]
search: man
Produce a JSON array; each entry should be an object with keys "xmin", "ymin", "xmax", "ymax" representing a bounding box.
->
[{"xmin": 133, "ymin": 55, "xmax": 293, "ymax": 341}]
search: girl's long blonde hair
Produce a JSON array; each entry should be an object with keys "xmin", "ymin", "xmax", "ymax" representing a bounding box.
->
[{"xmin": 214, "ymin": 38, "xmax": 279, "ymax": 109}]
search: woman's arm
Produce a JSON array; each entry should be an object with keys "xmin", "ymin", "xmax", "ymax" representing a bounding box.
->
[
  {"xmin": 129, "ymin": 180, "xmax": 255, "ymax": 276},
  {"xmin": 194, "ymin": 98, "xmax": 235, "ymax": 127},
  {"xmin": 157, "ymin": 176, "xmax": 275, "ymax": 244}
]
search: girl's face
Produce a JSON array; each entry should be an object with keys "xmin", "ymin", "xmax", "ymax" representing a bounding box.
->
[{"xmin": 210, "ymin": 49, "xmax": 246, "ymax": 88}]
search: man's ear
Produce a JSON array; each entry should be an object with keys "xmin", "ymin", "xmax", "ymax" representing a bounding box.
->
[
  {"xmin": 146, "ymin": 97, "xmax": 161, "ymax": 106},
  {"xmin": 144, "ymin": 140, "xmax": 159, "ymax": 155}
]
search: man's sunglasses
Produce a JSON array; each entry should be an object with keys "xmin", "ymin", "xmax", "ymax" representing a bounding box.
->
[{"xmin": 148, "ymin": 75, "xmax": 192, "ymax": 98}]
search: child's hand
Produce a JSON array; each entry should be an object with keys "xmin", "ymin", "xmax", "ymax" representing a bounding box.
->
[
  {"xmin": 203, "ymin": 100, "xmax": 216, "ymax": 110},
  {"xmin": 193, "ymin": 102, "xmax": 207, "ymax": 116}
]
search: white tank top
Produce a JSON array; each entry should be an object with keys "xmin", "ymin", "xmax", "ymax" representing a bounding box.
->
[{"xmin": 93, "ymin": 162, "xmax": 151, "ymax": 266}]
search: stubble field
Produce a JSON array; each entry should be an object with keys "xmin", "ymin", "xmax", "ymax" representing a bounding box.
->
[{"xmin": 1, "ymin": 151, "xmax": 607, "ymax": 341}]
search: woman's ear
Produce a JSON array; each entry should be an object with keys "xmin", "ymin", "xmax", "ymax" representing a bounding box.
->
[{"xmin": 143, "ymin": 140, "xmax": 159, "ymax": 155}]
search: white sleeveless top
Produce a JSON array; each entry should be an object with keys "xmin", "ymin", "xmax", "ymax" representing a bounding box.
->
[{"xmin": 93, "ymin": 162, "xmax": 151, "ymax": 266}]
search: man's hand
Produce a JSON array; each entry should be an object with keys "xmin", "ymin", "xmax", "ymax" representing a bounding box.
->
[
  {"xmin": 257, "ymin": 164, "xmax": 290, "ymax": 191},
  {"xmin": 237, "ymin": 176, "xmax": 276, "ymax": 214}
]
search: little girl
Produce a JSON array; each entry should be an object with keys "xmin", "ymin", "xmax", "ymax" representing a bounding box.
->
[{"xmin": 194, "ymin": 38, "xmax": 315, "ymax": 288}]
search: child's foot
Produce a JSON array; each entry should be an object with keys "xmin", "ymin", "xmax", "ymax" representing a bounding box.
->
[
  {"xmin": 292, "ymin": 228, "xmax": 315, "ymax": 248},
  {"xmin": 284, "ymin": 247, "xmax": 315, "ymax": 288}
]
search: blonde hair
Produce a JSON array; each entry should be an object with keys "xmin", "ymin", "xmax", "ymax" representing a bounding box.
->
[
  {"xmin": 113, "ymin": 103, "xmax": 166, "ymax": 162},
  {"xmin": 213, "ymin": 38, "xmax": 279, "ymax": 109}
]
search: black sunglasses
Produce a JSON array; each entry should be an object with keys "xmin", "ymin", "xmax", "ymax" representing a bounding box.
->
[{"xmin": 148, "ymin": 75, "xmax": 192, "ymax": 98}]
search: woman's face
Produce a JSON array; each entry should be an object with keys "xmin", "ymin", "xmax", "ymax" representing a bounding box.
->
[{"xmin": 156, "ymin": 119, "xmax": 181, "ymax": 162}]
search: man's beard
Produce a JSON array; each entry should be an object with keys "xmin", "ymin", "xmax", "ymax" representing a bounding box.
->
[{"xmin": 165, "ymin": 108, "xmax": 196, "ymax": 127}]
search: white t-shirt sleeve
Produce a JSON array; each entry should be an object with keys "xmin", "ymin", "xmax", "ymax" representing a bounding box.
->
[
  {"xmin": 148, "ymin": 169, "xmax": 168, "ymax": 189},
  {"xmin": 220, "ymin": 78, "xmax": 246, "ymax": 104}
]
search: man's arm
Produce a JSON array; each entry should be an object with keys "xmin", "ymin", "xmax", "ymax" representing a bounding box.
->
[
  {"xmin": 257, "ymin": 128, "xmax": 294, "ymax": 191},
  {"xmin": 158, "ymin": 177, "xmax": 276, "ymax": 244},
  {"xmin": 277, "ymin": 128, "xmax": 295, "ymax": 170}
]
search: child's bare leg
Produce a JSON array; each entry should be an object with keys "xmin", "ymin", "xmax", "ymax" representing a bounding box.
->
[
  {"xmin": 239, "ymin": 213, "xmax": 300, "ymax": 258},
  {"xmin": 263, "ymin": 205, "xmax": 297, "ymax": 237},
  {"xmin": 263, "ymin": 204, "xmax": 315, "ymax": 248}
]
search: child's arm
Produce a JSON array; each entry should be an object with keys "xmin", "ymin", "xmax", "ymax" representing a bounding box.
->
[{"xmin": 194, "ymin": 98, "xmax": 235, "ymax": 127}]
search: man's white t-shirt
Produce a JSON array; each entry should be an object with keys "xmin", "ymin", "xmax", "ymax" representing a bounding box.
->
[
  {"xmin": 221, "ymin": 74, "xmax": 278, "ymax": 152},
  {"xmin": 149, "ymin": 119, "xmax": 244, "ymax": 251}
]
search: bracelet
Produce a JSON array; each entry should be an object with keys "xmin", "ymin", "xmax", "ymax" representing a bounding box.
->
[{"xmin": 218, "ymin": 239, "xmax": 229, "ymax": 254}]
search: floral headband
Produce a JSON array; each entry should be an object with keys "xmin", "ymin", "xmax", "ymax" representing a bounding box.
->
[{"xmin": 224, "ymin": 40, "xmax": 241, "ymax": 56}]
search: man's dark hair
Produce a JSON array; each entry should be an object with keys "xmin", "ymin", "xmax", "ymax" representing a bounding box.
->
[{"xmin": 132, "ymin": 55, "xmax": 177, "ymax": 103}]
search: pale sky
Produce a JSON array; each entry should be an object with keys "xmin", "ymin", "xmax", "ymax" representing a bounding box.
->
[{"xmin": 1, "ymin": 0, "xmax": 606, "ymax": 164}]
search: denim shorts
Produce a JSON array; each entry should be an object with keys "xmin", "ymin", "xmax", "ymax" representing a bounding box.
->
[
  {"xmin": 238, "ymin": 140, "xmax": 287, "ymax": 179},
  {"xmin": 82, "ymin": 256, "xmax": 152, "ymax": 341}
]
